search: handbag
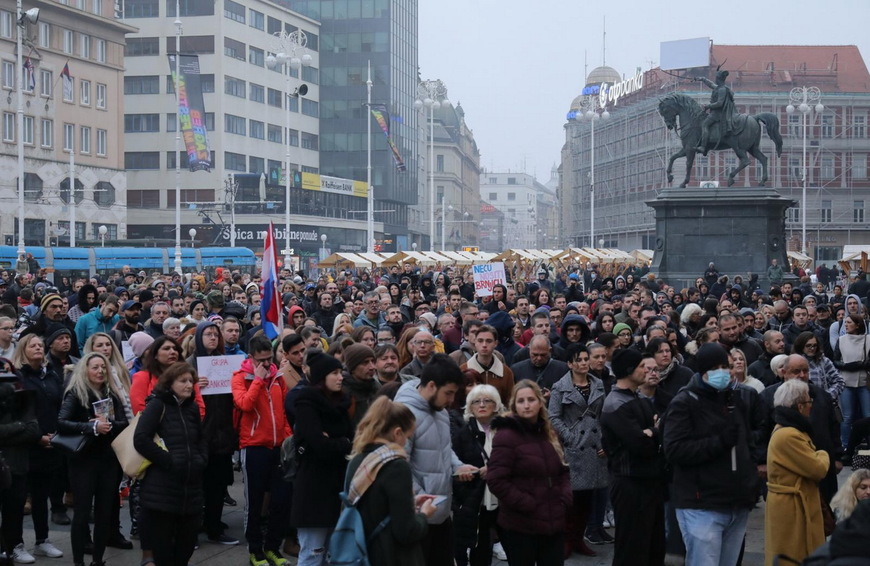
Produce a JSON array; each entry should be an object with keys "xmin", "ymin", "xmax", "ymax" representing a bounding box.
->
[
  {"xmin": 819, "ymin": 491, "xmax": 836, "ymax": 537},
  {"xmin": 112, "ymin": 408, "xmax": 165, "ymax": 479},
  {"xmin": 852, "ymin": 447, "xmax": 870, "ymax": 471},
  {"xmin": 50, "ymin": 432, "xmax": 92, "ymax": 455}
]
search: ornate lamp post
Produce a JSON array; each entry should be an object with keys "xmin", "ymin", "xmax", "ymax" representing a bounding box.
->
[
  {"xmin": 415, "ymin": 80, "xmax": 450, "ymax": 250},
  {"xmin": 572, "ymin": 95, "xmax": 610, "ymax": 247},
  {"xmin": 786, "ymin": 87, "xmax": 823, "ymax": 256}
]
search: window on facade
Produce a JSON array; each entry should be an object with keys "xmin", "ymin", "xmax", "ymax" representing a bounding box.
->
[
  {"xmin": 22, "ymin": 116, "xmax": 33, "ymax": 145},
  {"xmin": 301, "ymin": 132, "xmax": 318, "ymax": 150},
  {"xmin": 80, "ymin": 80, "xmax": 91, "ymax": 104},
  {"xmin": 2, "ymin": 112, "xmax": 13, "ymax": 141},
  {"xmin": 267, "ymin": 124, "xmax": 282, "ymax": 143},
  {"xmin": 267, "ymin": 88, "xmax": 282, "ymax": 108},
  {"xmin": 225, "ymin": 151, "xmax": 246, "ymax": 171},
  {"xmin": 167, "ymin": 189, "xmax": 214, "ymax": 207},
  {"xmin": 96, "ymin": 129, "xmax": 107, "ymax": 156},
  {"xmin": 224, "ymin": 76, "xmax": 246, "ymax": 98},
  {"xmin": 96, "ymin": 83, "xmax": 107, "ymax": 109},
  {"xmin": 436, "ymin": 154, "xmax": 444, "ymax": 172},
  {"xmin": 96, "ymin": 39, "xmax": 106, "ymax": 62},
  {"xmin": 167, "ymin": 35, "xmax": 214, "ymax": 54},
  {"xmin": 127, "ymin": 190, "xmax": 159, "ymax": 208},
  {"xmin": 80, "ymin": 126, "xmax": 90, "ymax": 153},
  {"xmin": 854, "ymin": 155, "xmax": 867, "ymax": 179},
  {"xmin": 302, "ymin": 66, "xmax": 319, "ymax": 84},
  {"xmin": 126, "ymin": 37, "xmax": 160, "ymax": 56},
  {"xmin": 59, "ymin": 178, "xmax": 85, "ymax": 204},
  {"xmin": 124, "ymin": 114, "xmax": 160, "ymax": 132},
  {"xmin": 0, "ymin": 11, "xmax": 11, "ymax": 38},
  {"xmin": 854, "ymin": 201, "xmax": 865, "ymax": 224},
  {"xmin": 488, "ymin": 177, "xmax": 497, "ymax": 184},
  {"xmin": 80, "ymin": 34, "xmax": 91, "ymax": 58},
  {"xmin": 41, "ymin": 119, "xmax": 52, "ymax": 148},
  {"xmin": 91, "ymin": 181, "xmax": 114, "ymax": 207},
  {"xmin": 39, "ymin": 70, "xmax": 52, "ymax": 97},
  {"xmin": 821, "ymin": 157, "xmax": 834, "ymax": 180},
  {"xmin": 855, "ymin": 115, "xmax": 866, "ymax": 139},
  {"xmin": 249, "ymin": 46, "xmax": 264, "ymax": 67},
  {"xmin": 267, "ymin": 17, "xmax": 281, "ymax": 35},
  {"xmin": 224, "ymin": 37, "xmax": 245, "ymax": 60},
  {"xmin": 302, "ymin": 99, "xmax": 318, "ymax": 117},
  {"xmin": 507, "ymin": 177, "xmax": 516, "ymax": 185},
  {"xmin": 124, "ymin": 152, "xmax": 160, "ymax": 169},
  {"xmin": 249, "ymin": 9, "xmax": 264, "ymax": 29},
  {"xmin": 249, "ymin": 120, "xmax": 264, "ymax": 139},
  {"xmin": 124, "ymin": 0, "xmax": 158, "ymax": 17},
  {"xmin": 63, "ymin": 123, "xmax": 74, "ymax": 151},
  {"xmin": 507, "ymin": 192, "xmax": 516, "ymax": 201},
  {"xmin": 2, "ymin": 61, "xmax": 13, "ymax": 89},
  {"xmin": 821, "ymin": 114, "xmax": 834, "ymax": 138},
  {"xmin": 786, "ymin": 204, "xmax": 800, "ymax": 223},
  {"xmin": 225, "ymin": 114, "xmax": 246, "ymax": 135},
  {"xmin": 223, "ymin": 0, "xmax": 244, "ymax": 22},
  {"xmin": 821, "ymin": 200, "xmax": 832, "ymax": 223},
  {"xmin": 57, "ymin": 221, "xmax": 86, "ymax": 242},
  {"xmin": 38, "ymin": 22, "xmax": 49, "ymax": 47},
  {"xmin": 63, "ymin": 29, "xmax": 73, "ymax": 54},
  {"xmin": 489, "ymin": 193, "xmax": 497, "ymax": 201},
  {"xmin": 166, "ymin": 0, "xmax": 213, "ymax": 16},
  {"xmin": 249, "ymin": 157, "xmax": 265, "ymax": 174},
  {"xmin": 21, "ymin": 173, "xmax": 43, "ymax": 201},
  {"xmin": 249, "ymin": 83, "xmax": 264, "ymax": 103},
  {"xmin": 93, "ymin": 224, "xmax": 117, "ymax": 240}
]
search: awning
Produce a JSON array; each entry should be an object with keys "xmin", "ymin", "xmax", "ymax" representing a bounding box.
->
[
  {"xmin": 631, "ymin": 249, "xmax": 654, "ymax": 262},
  {"xmin": 786, "ymin": 251, "xmax": 813, "ymax": 268},
  {"xmin": 356, "ymin": 252, "xmax": 388, "ymax": 265},
  {"xmin": 318, "ymin": 252, "xmax": 372, "ymax": 268}
]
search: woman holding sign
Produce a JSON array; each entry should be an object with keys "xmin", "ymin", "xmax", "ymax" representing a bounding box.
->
[{"xmin": 186, "ymin": 321, "xmax": 240, "ymax": 545}]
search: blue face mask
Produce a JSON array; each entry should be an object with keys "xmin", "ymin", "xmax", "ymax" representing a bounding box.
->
[{"xmin": 706, "ymin": 369, "xmax": 732, "ymax": 391}]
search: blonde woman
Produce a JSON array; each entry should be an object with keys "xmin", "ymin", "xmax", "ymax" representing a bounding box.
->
[
  {"xmin": 331, "ymin": 312, "xmax": 353, "ymax": 340},
  {"xmin": 830, "ymin": 468, "xmax": 870, "ymax": 522},
  {"xmin": 486, "ymin": 380, "xmax": 571, "ymax": 565},
  {"xmin": 84, "ymin": 332, "xmax": 133, "ymax": 420},
  {"xmin": 57, "ymin": 353, "xmax": 129, "ymax": 566}
]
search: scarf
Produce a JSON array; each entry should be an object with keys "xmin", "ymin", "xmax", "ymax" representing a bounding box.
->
[
  {"xmin": 657, "ymin": 359, "xmax": 677, "ymax": 382},
  {"xmin": 773, "ymin": 405, "xmax": 815, "ymax": 438},
  {"xmin": 347, "ymin": 442, "xmax": 407, "ymax": 506}
]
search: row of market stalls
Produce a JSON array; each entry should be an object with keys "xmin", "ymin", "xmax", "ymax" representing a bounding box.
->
[{"xmin": 318, "ymin": 248, "xmax": 656, "ymax": 269}]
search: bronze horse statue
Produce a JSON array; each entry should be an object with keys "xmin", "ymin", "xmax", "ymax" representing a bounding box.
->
[{"xmin": 658, "ymin": 93, "xmax": 783, "ymax": 188}]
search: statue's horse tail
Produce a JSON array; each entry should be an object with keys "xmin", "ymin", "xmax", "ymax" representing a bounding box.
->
[{"xmin": 753, "ymin": 112, "xmax": 783, "ymax": 157}]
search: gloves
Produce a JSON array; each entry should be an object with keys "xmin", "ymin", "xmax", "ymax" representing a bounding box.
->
[
  {"xmin": 720, "ymin": 421, "xmax": 739, "ymax": 448},
  {"xmin": 839, "ymin": 361, "xmax": 862, "ymax": 372}
]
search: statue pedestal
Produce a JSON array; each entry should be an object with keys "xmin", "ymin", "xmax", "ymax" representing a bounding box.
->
[{"xmin": 646, "ymin": 187, "xmax": 796, "ymax": 290}]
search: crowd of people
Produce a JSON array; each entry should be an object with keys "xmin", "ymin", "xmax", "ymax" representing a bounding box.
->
[{"xmin": 0, "ymin": 261, "xmax": 870, "ymax": 566}]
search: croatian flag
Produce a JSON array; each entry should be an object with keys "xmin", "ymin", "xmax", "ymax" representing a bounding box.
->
[{"xmin": 260, "ymin": 222, "xmax": 283, "ymax": 339}]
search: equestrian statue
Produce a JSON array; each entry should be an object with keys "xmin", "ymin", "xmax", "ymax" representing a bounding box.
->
[{"xmin": 658, "ymin": 69, "xmax": 783, "ymax": 188}]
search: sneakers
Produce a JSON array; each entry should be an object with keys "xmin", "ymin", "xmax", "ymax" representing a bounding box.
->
[
  {"xmin": 249, "ymin": 552, "xmax": 269, "ymax": 566},
  {"xmin": 11, "ymin": 544, "xmax": 35, "ymax": 564},
  {"xmin": 207, "ymin": 534, "xmax": 239, "ymax": 545},
  {"xmin": 223, "ymin": 493, "xmax": 237, "ymax": 506},
  {"xmin": 584, "ymin": 529, "xmax": 609, "ymax": 545},
  {"xmin": 264, "ymin": 550, "xmax": 289, "ymax": 566},
  {"xmin": 492, "ymin": 541, "xmax": 507, "ymax": 561},
  {"xmin": 106, "ymin": 533, "xmax": 134, "ymax": 549},
  {"xmin": 602, "ymin": 509, "xmax": 615, "ymax": 528},
  {"xmin": 32, "ymin": 541, "xmax": 63, "ymax": 559},
  {"xmin": 50, "ymin": 511, "xmax": 71, "ymax": 526}
]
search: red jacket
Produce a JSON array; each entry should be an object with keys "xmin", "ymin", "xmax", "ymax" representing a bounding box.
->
[
  {"xmin": 232, "ymin": 359, "xmax": 291, "ymax": 449},
  {"xmin": 130, "ymin": 370, "xmax": 206, "ymax": 419}
]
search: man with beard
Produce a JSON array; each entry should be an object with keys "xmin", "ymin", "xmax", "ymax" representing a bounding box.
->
[
  {"xmin": 45, "ymin": 327, "xmax": 79, "ymax": 380},
  {"xmin": 341, "ymin": 343, "xmax": 380, "ymax": 429},
  {"xmin": 373, "ymin": 344, "xmax": 401, "ymax": 385},
  {"xmin": 719, "ymin": 313, "xmax": 763, "ymax": 365},
  {"xmin": 400, "ymin": 329, "xmax": 436, "ymax": 377},
  {"xmin": 748, "ymin": 330, "xmax": 786, "ymax": 387},
  {"xmin": 144, "ymin": 301, "xmax": 169, "ymax": 338},
  {"xmin": 352, "ymin": 291, "xmax": 383, "ymax": 330},
  {"xmin": 110, "ymin": 300, "xmax": 145, "ymax": 349},
  {"xmin": 170, "ymin": 296, "xmax": 187, "ymax": 318},
  {"xmin": 510, "ymin": 335, "xmax": 568, "ymax": 395},
  {"xmin": 311, "ymin": 292, "xmax": 337, "ymax": 333},
  {"xmin": 20, "ymin": 294, "xmax": 80, "ymax": 355}
]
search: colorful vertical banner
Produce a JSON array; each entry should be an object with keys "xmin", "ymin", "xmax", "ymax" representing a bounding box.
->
[
  {"xmin": 260, "ymin": 222, "xmax": 283, "ymax": 339},
  {"xmin": 61, "ymin": 63, "xmax": 73, "ymax": 100},
  {"xmin": 168, "ymin": 54, "xmax": 212, "ymax": 172},
  {"xmin": 370, "ymin": 104, "xmax": 407, "ymax": 172}
]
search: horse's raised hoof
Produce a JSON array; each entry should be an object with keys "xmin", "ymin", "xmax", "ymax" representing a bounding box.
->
[
  {"xmin": 679, "ymin": 182, "xmax": 688, "ymax": 188},
  {"xmin": 667, "ymin": 174, "xmax": 674, "ymax": 183},
  {"xmin": 727, "ymin": 178, "xmax": 736, "ymax": 187}
]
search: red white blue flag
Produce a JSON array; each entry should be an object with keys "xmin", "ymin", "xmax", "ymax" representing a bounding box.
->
[{"xmin": 260, "ymin": 222, "xmax": 283, "ymax": 339}]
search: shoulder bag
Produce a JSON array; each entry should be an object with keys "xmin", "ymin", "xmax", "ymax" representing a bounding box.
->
[
  {"xmin": 50, "ymin": 432, "xmax": 92, "ymax": 455},
  {"xmin": 112, "ymin": 406, "xmax": 166, "ymax": 479}
]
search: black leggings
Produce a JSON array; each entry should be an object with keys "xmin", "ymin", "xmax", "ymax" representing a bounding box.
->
[
  {"xmin": 68, "ymin": 454, "xmax": 119, "ymax": 564},
  {"xmin": 138, "ymin": 508, "xmax": 200, "ymax": 566},
  {"xmin": 0, "ymin": 474, "xmax": 27, "ymax": 555}
]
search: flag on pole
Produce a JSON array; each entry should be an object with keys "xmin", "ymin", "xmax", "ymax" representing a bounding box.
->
[
  {"xmin": 23, "ymin": 57, "xmax": 35, "ymax": 91},
  {"xmin": 370, "ymin": 104, "xmax": 407, "ymax": 172},
  {"xmin": 260, "ymin": 222, "xmax": 283, "ymax": 339},
  {"xmin": 61, "ymin": 63, "xmax": 73, "ymax": 100}
]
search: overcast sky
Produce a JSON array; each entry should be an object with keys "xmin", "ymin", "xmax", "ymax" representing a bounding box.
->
[{"xmin": 419, "ymin": 0, "xmax": 870, "ymax": 183}]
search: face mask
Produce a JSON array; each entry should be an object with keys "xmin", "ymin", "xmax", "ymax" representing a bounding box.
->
[{"xmin": 706, "ymin": 369, "xmax": 731, "ymax": 391}]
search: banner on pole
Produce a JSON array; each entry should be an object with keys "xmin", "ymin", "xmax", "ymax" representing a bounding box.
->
[
  {"xmin": 370, "ymin": 104, "xmax": 406, "ymax": 172},
  {"xmin": 472, "ymin": 262, "xmax": 506, "ymax": 297},
  {"xmin": 168, "ymin": 54, "xmax": 212, "ymax": 172}
]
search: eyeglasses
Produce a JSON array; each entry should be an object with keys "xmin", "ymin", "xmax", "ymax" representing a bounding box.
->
[
  {"xmin": 618, "ymin": 331, "xmax": 632, "ymax": 337},
  {"xmin": 804, "ymin": 343, "xmax": 818, "ymax": 349},
  {"xmin": 470, "ymin": 399, "xmax": 496, "ymax": 406},
  {"xmin": 0, "ymin": 326, "xmax": 13, "ymax": 331}
]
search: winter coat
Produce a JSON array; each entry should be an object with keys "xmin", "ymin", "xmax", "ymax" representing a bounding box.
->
[
  {"xmin": 345, "ymin": 443, "xmax": 429, "ymax": 566},
  {"xmin": 187, "ymin": 322, "xmax": 238, "ymax": 455},
  {"xmin": 134, "ymin": 390, "xmax": 207, "ymax": 516},
  {"xmin": 510, "ymin": 358, "xmax": 570, "ymax": 392},
  {"xmin": 662, "ymin": 374, "xmax": 759, "ymax": 510},
  {"xmin": 341, "ymin": 372, "xmax": 380, "ymax": 430},
  {"xmin": 394, "ymin": 379, "xmax": 463, "ymax": 525},
  {"xmin": 74, "ymin": 308, "xmax": 120, "ymax": 348},
  {"xmin": 600, "ymin": 386, "xmax": 664, "ymax": 479},
  {"xmin": 656, "ymin": 363, "xmax": 694, "ymax": 400},
  {"xmin": 231, "ymin": 358, "xmax": 290, "ymax": 449},
  {"xmin": 461, "ymin": 354, "xmax": 515, "ymax": 407},
  {"xmin": 833, "ymin": 333, "xmax": 870, "ymax": 388},
  {"xmin": 57, "ymin": 388, "xmax": 128, "ymax": 460},
  {"xmin": 450, "ymin": 417, "xmax": 492, "ymax": 549},
  {"xmin": 486, "ymin": 415, "xmax": 571, "ymax": 535},
  {"xmin": 131, "ymin": 370, "xmax": 206, "ymax": 418},
  {"xmin": 748, "ymin": 351, "xmax": 781, "ymax": 387},
  {"xmin": 765, "ymin": 409, "xmax": 830, "ymax": 566},
  {"xmin": 0, "ymin": 384, "xmax": 40, "ymax": 475},
  {"xmin": 805, "ymin": 355, "xmax": 845, "ymax": 400},
  {"xmin": 548, "ymin": 373, "xmax": 608, "ymax": 491},
  {"xmin": 290, "ymin": 387, "xmax": 353, "ymax": 528}
]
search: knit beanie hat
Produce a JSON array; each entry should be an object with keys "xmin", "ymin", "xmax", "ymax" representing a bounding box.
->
[
  {"xmin": 613, "ymin": 322, "xmax": 632, "ymax": 336},
  {"xmin": 138, "ymin": 289, "xmax": 155, "ymax": 303},
  {"xmin": 612, "ymin": 348, "xmax": 644, "ymax": 380},
  {"xmin": 306, "ymin": 351, "xmax": 343, "ymax": 385},
  {"xmin": 343, "ymin": 343, "xmax": 375, "ymax": 373},
  {"xmin": 206, "ymin": 290, "xmax": 225, "ymax": 309},
  {"xmin": 45, "ymin": 327, "xmax": 71, "ymax": 348},
  {"xmin": 696, "ymin": 343, "xmax": 729, "ymax": 375},
  {"xmin": 40, "ymin": 294, "xmax": 62, "ymax": 313},
  {"xmin": 128, "ymin": 332, "xmax": 155, "ymax": 358}
]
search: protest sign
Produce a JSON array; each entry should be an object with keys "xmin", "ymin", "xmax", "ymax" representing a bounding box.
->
[
  {"xmin": 197, "ymin": 354, "xmax": 245, "ymax": 396},
  {"xmin": 472, "ymin": 262, "xmax": 507, "ymax": 297}
]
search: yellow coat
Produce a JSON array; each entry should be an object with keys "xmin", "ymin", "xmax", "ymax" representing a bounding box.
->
[{"xmin": 765, "ymin": 424, "xmax": 830, "ymax": 566}]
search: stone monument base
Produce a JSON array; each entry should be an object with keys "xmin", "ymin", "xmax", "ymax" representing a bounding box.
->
[{"xmin": 646, "ymin": 187, "xmax": 796, "ymax": 290}]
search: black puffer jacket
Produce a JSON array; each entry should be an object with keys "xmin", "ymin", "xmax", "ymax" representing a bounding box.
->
[
  {"xmin": 0, "ymin": 384, "xmax": 41, "ymax": 474},
  {"xmin": 450, "ymin": 415, "xmax": 489, "ymax": 549},
  {"xmin": 134, "ymin": 390, "xmax": 207, "ymax": 516},
  {"xmin": 188, "ymin": 321, "xmax": 237, "ymax": 455},
  {"xmin": 57, "ymin": 388, "xmax": 127, "ymax": 458}
]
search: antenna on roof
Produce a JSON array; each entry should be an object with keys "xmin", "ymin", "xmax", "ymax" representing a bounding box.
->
[{"xmin": 602, "ymin": 15, "xmax": 607, "ymax": 67}]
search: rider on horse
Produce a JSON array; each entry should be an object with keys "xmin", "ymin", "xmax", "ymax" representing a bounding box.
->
[{"xmin": 695, "ymin": 70, "xmax": 735, "ymax": 156}]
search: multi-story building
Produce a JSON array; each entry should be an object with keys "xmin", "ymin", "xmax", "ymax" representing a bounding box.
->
[
  {"xmin": 121, "ymin": 0, "xmax": 381, "ymax": 268},
  {"xmin": 0, "ymin": 0, "xmax": 134, "ymax": 245},
  {"xmin": 288, "ymin": 0, "xmax": 418, "ymax": 252},
  {"xmin": 560, "ymin": 44, "xmax": 870, "ymax": 263},
  {"xmin": 480, "ymin": 171, "xmax": 555, "ymax": 250},
  {"xmin": 410, "ymin": 96, "xmax": 482, "ymax": 251}
]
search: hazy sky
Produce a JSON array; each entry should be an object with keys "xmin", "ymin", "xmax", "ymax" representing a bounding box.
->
[{"xmin": 419, "ymin": 0, "xmax": 870, "ymax": 183}]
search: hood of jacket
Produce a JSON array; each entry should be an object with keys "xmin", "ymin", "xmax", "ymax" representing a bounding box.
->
[
  {"xmin": 238, "ymin": 357, "xmax": 278, "ymax": 380},
  {"xmin": 487, "ymin": 310, "xmax": 515, "ymax": 336},
  {"xmin": 847, "ymin": 293, "xmax": 865, "ymax": 315},
  {"xmin": 193, "ymin": 321, "xmax": 222, "ymax": 357}
]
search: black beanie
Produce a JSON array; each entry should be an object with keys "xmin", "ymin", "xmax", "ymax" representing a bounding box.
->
[
  {"xmin": 612, "ymin": 348, "xmax": 643, "ymax": 380},
  {"xmin": 306, "ymin": 351, "xmax": 343, "ymax": 385},
  {"xmin": 696, "ymin": 343, "xmax": 730, "ymax": 375}
]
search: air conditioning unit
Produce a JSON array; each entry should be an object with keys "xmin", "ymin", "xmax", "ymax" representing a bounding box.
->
[{"xmin": 699, "ymin": 181, "xmax": 719, "ymax": 188}]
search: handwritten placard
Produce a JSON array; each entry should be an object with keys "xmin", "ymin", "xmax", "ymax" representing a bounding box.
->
[
  {"xmin": 472, "ymin": 262, "xmax": 506, "ymax": 298},
  {"xmin": 196, "ymin": 355, "xmax": 245, "ymax": 396}
]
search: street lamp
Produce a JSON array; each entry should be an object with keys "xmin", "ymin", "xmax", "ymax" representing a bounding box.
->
[
  {"xmin": 98, "ymin": 225, "xmax": 107, "ymax": 247},
  {"xmin": 15, "ymin": 4, "xmax": 38, "ymax": 255},
  {"xmin": 572, "ymin": 96, "xmax": 610, "ymax": 247},
  {"xmin": 320, "ymin": 233, "xmax": 327, "ymax": 257},
  {"xmin": 786, "ymin": 87, "xmax": 824, "ymax": 256},
  {"xmin": 440, "ymin": 202, "xmax": 454, "ymax": 252},
  {"xmin": 415, "ymin": 80, "xmax": 450, "ymax": 250},
  {"xmin": 188, "ymin": 227, "xmax": 197, "ymax": 248},
  {"xmin": 267, "ymin": 30, "xmax": 311, "ymax": 268}
]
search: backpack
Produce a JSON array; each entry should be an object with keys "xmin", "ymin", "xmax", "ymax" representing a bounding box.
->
[
  {"xmin": 280, "ymin": 435, "xmax": 304, "ymax": 483},
  {"xmin": 328, "ymin": 450, "xmax": 401, "ymax": 566}
]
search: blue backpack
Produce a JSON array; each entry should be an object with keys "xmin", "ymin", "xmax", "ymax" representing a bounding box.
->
[{"xmin": 328, "ymin": 451, "xmax": 400, "ymax": 566}]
